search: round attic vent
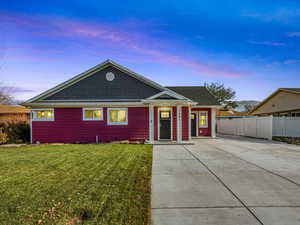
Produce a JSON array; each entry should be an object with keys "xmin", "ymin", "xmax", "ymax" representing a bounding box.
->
[{"xmin": 106, "ymin": 72, "xmax": 115, "ymax": 81}]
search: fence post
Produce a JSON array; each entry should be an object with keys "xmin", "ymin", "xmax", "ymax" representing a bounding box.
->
[
  {"xmin": 269, "ymin": 115, "xmax": 273, "ymax": 140},
  {"xmin": 255, "ymin": 117, "xmax": 258, "ymax": 138},
  {"xmin": 284, "ymin": 117, "xmax": 287, "ymax": 137}
]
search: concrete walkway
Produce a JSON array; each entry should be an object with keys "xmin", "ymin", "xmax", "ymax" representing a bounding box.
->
[{"xmin": 151, "ymin": 136, "xmax": 300, "ymax": 225}]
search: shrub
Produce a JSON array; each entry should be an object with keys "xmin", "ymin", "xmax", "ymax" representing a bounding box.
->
[
  {"xmin": 0, "ymin": 122, "xmax": 30, "ymax": 144},
  {"xmin": 0, "ymin": 128, "xmax": 8, "ymax": 144},
  {"xmin": 273, "ymin": 136, "xmax": 300, "ymax": 145}
]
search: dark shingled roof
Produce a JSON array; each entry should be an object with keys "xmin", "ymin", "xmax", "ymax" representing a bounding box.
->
[
  {"xmin": 166, "ymin": 86, "xmax": 220, "ymax": 105},
  {"xmin": 280, "ymin": 88, "xmax": 300, "ymax": 93}
]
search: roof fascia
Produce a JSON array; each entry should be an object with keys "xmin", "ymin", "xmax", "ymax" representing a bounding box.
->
[
  {"xmin": 24, "ymin": 102, "xmax": 145, "ymax": 108},
  {"xmin": 279, "ymin": 88, "xmax": 300, "ymax": 95},
  {"xmin": 142, "ymin": 99, "xmax": 197, "ymax": 105}
]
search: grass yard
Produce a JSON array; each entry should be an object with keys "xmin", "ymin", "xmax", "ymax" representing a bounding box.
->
[{"xmin": 0, "ymin": 144, "xmax": 152, "ymax": 225}]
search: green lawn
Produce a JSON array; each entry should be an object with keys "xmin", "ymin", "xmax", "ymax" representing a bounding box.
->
[{"xmin": 0, "ymin": 144, "xmax": 152, "ymax": 225}]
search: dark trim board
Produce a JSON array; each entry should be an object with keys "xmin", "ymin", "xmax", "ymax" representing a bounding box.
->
[
  {"xmin": 159, "ymin": 110, "xmax": 172, "ymax": 140},
  {"xmin": 158, "ymin": 107, "xmax": 173, "ymax": 140},
  {"xmin": 191, "ymin": 112, "xmax": 197, "ymax": 137}
]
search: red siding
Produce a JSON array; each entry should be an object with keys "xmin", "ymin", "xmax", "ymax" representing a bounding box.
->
[
  {"xmin": 191, "ymin": 108, "xmax": 211, "ymax": 136},
  {"xmin": 172, "ymin": 107, "xmax": 177, "ymax": 140},
  {"xmin": 181, "ymin": 107, "xmax": 189, "ymax": 140},
  {"xmin": 32, "ymin": 107, "xmax": 149, "ymax": 143}
]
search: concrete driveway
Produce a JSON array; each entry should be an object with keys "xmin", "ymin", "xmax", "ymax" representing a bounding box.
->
[{"xmin": 151, "ymin": 136, "xmax": 300, "ymax": 225}]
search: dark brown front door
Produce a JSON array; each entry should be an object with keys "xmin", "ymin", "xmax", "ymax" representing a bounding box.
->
[
  {"xmin": 191, "ymin": 113, "xmax": 197, "ymax": 137},
  {"xmin": 159, "ymin": 111, "xmax": 171, "ymax": 139}
]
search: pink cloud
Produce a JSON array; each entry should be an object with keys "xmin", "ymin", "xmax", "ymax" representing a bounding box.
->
[
  {"xmin": 1, "ymin": 86, "xmax": 35, "ymax": 93},
  {"xmin": 1, "ymin": 11, "xmax": 245, "ymax": 78}
]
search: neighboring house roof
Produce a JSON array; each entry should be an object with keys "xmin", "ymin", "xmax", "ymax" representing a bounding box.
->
[
  {"xmin": 251, "ymin": 88, "xmax": 300, "ymax": 115},
  {"xmin": 217, "ymin": 110, "xmax": 249, "ymax": 117},
  {"xmin": 0, "ymin": 104, "xmax": 30, "ymax": 114},
  {"xmin": 280, "ymin": 88, "xmax": 300, "ymax": 93},
  {"xmin": 166, "ymin": 86, "xmax": 220, "ymax": 106}
]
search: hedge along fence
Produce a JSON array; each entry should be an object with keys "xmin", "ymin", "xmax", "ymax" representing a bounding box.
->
[
  {"xmin": 0, "ymin": 122, "xmax": 30, "ymax": 144},
  {"xmin": 217, "ymin": 116, "xmax": 300, "ymax": 140}
]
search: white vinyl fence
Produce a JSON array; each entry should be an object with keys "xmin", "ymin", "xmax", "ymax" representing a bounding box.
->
[
  {"xmin": 217, "ymin": 116, "xmax": 273, "ymax": 139},
  {"xmin": 217, "ymin": 116, "xmax": 300, "ymax": 140},
  {"xmin": 273, "ymin": 117, "xmax": 300, "ymax": 137}
]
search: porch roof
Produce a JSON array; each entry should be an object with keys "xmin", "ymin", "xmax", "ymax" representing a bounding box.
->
[{"xmin": 166, "ymin": 86, "xmax": 220, "ymax": 106}]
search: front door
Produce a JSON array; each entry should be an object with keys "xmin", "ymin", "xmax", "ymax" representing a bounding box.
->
[
  {"xmin": 191, "ymin": 113, "xmax": 197, "ymax": 137},
  {"xmin": 159, "ymin": 110, "xmax": 171, "ymax": 139}
]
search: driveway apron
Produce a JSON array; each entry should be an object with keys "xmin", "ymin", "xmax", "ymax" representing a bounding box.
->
[{"xmin": 151, "ymin": 137, "xmax": 300, "ymax": 225}]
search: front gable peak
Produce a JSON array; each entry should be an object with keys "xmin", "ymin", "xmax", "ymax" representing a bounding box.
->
[{"xmin": 24, "ymin": 60, "xmax": 167, "ymax": 104}]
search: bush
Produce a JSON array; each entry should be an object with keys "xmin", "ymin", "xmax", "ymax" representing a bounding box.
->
[
  {"xmin": 0, "ymin": 128, "xmax": 8, "ymax": 144},
  {"xmin": 0, "ymin": 122, "xmax": 30, "ymax": 144},
  {"xmin": 273, "ymin": 136, "xmax": 300, "ymax": 145}
]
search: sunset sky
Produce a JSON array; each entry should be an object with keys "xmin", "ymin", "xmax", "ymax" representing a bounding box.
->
[{"xmin": 1, "ymin": 0, "xmax": 300, "ymax": 101}]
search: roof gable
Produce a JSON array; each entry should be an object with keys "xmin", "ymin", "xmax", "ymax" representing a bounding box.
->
[
  {"xmin": 24, "ymin": 60, "xmax": 166, "ymax": 103},
  {"xmin": 146, "ymin": 90, "xmax": 188, "ymax": 100},
  {"xmin": 251, "ymin": 88, "xmax": 300, "ymax": 114},
  {"xmin": 155, "ymin": 94, "xmax": 177, "ymax": 100},
  {"xmin": 44, "ymin": 65, "xmax": 161, "ymax": 101}
]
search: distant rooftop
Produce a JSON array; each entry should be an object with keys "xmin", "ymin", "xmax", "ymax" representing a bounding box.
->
[
  {"xmin": 280, "ymin": 88, "xmax": 300, "ymax": 93},
  {"xmin": 0, "ymin": 104, "xmax": 30, "ymax": 114}
]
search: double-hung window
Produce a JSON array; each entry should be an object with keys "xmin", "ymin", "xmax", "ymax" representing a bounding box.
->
[
  {"xmin": 199, "ymin": 111, "xmax": 208, "ymax": 128},
  {"xmin": 108, "ymin": 108, "xmax": 128, "ymax": 125},
  {"xmin": 83, "ymin": 108, "xmax": 103, "ymax": 120},
  {"xmin": 32, "ymin": 109, "xmax": 54, "ymax": 121}
]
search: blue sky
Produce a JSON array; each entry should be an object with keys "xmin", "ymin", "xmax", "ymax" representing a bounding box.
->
[{"xmin": 1, "ymin": 0, "xmax": 300, "ymax": 101}]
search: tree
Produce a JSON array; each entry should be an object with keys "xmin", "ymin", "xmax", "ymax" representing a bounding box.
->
[
  {"xmin": 0, "ymin": 85, "xmax": 13, "ymax": 105},
  {"xmin": 244, "ymin": 103, "xmax": 257, "ymax": 112},
  {"xmin": 204, "ymin": 82, "xmax": 237, "ymax": 109}
]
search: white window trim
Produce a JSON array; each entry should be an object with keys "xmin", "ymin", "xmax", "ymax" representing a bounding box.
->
[
  {"xmin": 107, "ymin": 108, "xmax": 128, "ymax": 125},
  {"xmin": 32, "ymin": 108, "xmax": 55, "ymax": 121},
  {"xmin": 82, "ymin": 108, "xmax": 103, "ymax": 121},
  {"xmin": 199, "ymin": 111, "xmax": 208, "ymax": 128}
]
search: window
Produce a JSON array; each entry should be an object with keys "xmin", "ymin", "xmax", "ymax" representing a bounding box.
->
[
  {"xmin": 83, "ymin": 108, "xmax": 103, "ymax": 120},
  {"xmin": 160, "ymin": 111, "xmax": 170, "ymax": 119},
  {"xmin": 32, "ymin": 109, "xmax": 54, "ymax": 121},
  {"xmin": 199, "ymin": 111, "xmax": 208, "ymax": 128},
  {"xmin": 191, "ymin": 114, "xmax": 195, "ymax": 120},
  {"xmin": 108, "ymin": 108, "xmax": 128, "ymax": 125}
]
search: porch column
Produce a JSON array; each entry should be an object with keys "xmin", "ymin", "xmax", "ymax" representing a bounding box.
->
[
  {"xmin": 30, "ymin": 111, "xmax": 33, "ymax": 144},
  {"xmin": 149, "ymin": 105, "xmax": 154, "ymax": 143},
  {"xmin": 211, "ymin": 108, "xmax": 216, "ymax": 138},
  {"xmin": 177, "ymin": 105, "xmax": 182, "ymax": 142},
  {"xmin": 188, "ymin": 106, "xmax": 191, "ymax": 141}
]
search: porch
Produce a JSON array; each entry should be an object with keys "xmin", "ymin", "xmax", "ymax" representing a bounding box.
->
[{"xmin": 146, "ymin": 103, "xmax": 217, "ymax": 144}]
